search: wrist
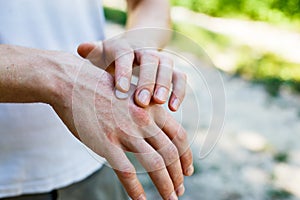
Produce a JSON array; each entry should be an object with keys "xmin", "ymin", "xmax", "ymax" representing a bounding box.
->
[
  {"xmin": 39, "ymin": 51, "xmax": 80, "ymax": 107},
  {"xmin": 44, "ymin": 50, "xmax": 115, "ymax": 110}
]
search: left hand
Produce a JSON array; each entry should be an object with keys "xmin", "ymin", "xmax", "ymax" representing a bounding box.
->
[{"xmin": 77, "ymin": 38, "xmax": 186, "ymax": 111}]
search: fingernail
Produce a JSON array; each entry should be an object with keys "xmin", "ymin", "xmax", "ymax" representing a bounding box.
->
[
  {"xmin": 186, "ymin": 165, "xmax": 194, "ymax": 176},
  {"xmin": 155, "ymin": 87, "xmax": 167, "ymax": 102},
  {"xmin": 172, "ymin": 98, "xmax": 180, "ymax": 110},
  {"xmin": 118, "ymin": 77, "xmax": 130, "ymax": 91},
  {"xmin": 138, "ymin": 89, "xmax": 150, "ymax": 105},
  {"xmin": 168, "ymin": 191, "xmax": 178, "ymax": 200},
  {"xmin": 115, "ymin": 89, "xmax": 128, "ymax": 99},
  {"xmin": 176, "ymin": 184, "xmax": 185, "ymax": 197},
  {"xmin": 137, "ymin": 194, "xmax": 146, "ymax": 200}
]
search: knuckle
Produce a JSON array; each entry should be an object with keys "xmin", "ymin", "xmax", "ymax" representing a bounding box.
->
[
  {"xmin": 141, "ymin": 51, "xmax": 159, "ymax": 62},
  {"xmin": 164, "ymin": 144, "xmax": 179, "ymax": 164},
  {"xmin": 159, "ymin": 63, "xmax": 173, "ymax": 74},
  {"xmin": 167, "ymin": 144, "xmax": 179, "ymax": 159},
  {"xmin": 116, "ymin": 47, "xmax": 134, "ymax": 58},
  {"xmin": 141, "ymin": 50, "xmax": 157, "ymax": 57},
  {"xmin": 118, "ymin": 170, "xmax": 135, "ymax": 180},
  {"xmin": 105, "ymin": 131, "xmax": 120, "ymax": 145},
  {"xmin": 176, "ymin": 127, "xmax": 187, "ymax": 143},
  {"xmin": 181, "ymin": 150, "xmax": 193, "ymax": 166},
  {"xmin": 117, "ymin": 166, "xmax": 136, "ymax": 179},
  {"xmin": 160, "ymin": 56, "xmax": 174, "ymax": 67},
  {"xmin": 115, "ymin": 127, "xmax": 129, "ymax": 139},
  {"xmin": 150, "ymin": 154, "xmax": 165, "ymax": 170},
  {"xmin": 153, "ymin": 108, "xmax": 168, "ymax": 128},
  {"xmin": 127, "ymin": 184, "xmax": 143, "ymax": 199},
  {"xmin": 172, "ymin": 172, "xmax": 184, "ymax": 186},
  {"xmin": 129, "ymin": 104, "xmax": 151, "ymax": 126},
  {"xmin": 160, "ymin": 185, "xmax": 174, "ymax": 199},
  {"xmin": 138, "ymin": 80, "xmax": 155, "ymax": 89},
  {"xmin": 118, "ymin": 53, "xmax": 134, "ymax": 63}
]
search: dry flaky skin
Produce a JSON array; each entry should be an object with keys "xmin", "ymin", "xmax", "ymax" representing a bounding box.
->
[
  {"xmin": 55, "ymin": 59, "xmax": 193, "ymax": 200},
  {"xmin": 0, "ymin": 44, "xmax": 193, "ymax": 200}
]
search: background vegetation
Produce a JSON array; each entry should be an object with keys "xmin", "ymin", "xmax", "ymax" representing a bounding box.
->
[
  {"xmin": 104, "ymin": 0, "xmax": 300, "ymax": 96},
  {"xmin": 171, "ymin": 0, "xmax": 300, "ymax": 28}
]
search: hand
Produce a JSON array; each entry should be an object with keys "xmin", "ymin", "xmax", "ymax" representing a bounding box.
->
[
  {"xmin": 77, "ymin": 38, "xmax": 186, "ymax": 111},
  {"xmin": 0, "ymin": 45, "xmax": 193, "ymax": 199},
  {"xmin": 49, "ymin": 57, "xmax": 193, "ymax": 200}
]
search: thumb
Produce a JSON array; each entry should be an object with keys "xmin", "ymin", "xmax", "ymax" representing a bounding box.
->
[
  {"xmin": 77, "ymin": 42, "xmax": 97, "ymax": 58},
  {"xmin": 77, "ymin": 42, "xmax": 106, "ymax": 69}
]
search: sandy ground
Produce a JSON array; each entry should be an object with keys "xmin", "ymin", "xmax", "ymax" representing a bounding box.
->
[
  {"xmin": 136, "ymin": 53, "xmax": 300, "ymax": 200},
  {"xmin": 105, "ymin": 22, "xmax": 300, "ymax": 200}
]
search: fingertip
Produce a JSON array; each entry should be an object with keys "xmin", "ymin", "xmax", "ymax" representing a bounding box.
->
[
  {"xmin": 152, "ymin": 97, "xmax": 166, "ymax": 105},
  {"xmin": 185, "ymin": 165, "xmax": 194, "ymax": 176},
  {"xmin": 135, "ymin": 89, "xmax": 151, "ymax": 108},
  {"xmin": 176, "ymin": 184, "xmax": 185, "ymax": 197},
  {"xmin": 168, "ymin": 191, "xmax": 178, "ymax": 200},
  {"xmin": 168, "ymin": 97, "xmax": 180, "ymax": 112},
  {"xmin": 115, "ymin": 89, "xmax": 129, "ymax": 99},
  {"xmin": 136, "ymin": 193, "xmax": 147, "ymax": 200},
  {"xmin": 116, "ymin": 76, "xmax": 130, "ymax": 92},
  {"xmin": 153, "ymin": 87, "xmax": 168, "ymax": 104},
  {"xmin": 77, "ymin": 42, "xmax": 95, "ymax": 58}
]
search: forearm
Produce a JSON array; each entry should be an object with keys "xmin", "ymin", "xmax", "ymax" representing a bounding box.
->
[
  {"xmin": 125, "ymin": 0, "xmax": 171, "ymax": 48},
  {"xmin": 0, "ymin": 44, "xmax": 70, "ymax": 104}
]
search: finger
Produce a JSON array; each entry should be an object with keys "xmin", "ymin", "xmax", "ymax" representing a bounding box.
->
[
  {"xmin": 122, "ymin": 136, "xmax": 178, "ymax": 200},
  {"xmin": 153, "ymin": 55, "xmax": 173, "ymax": 104},
  {"xmin": 101, "ymin": 40, "xmax": 134, "ymax": 93},
  {"xmin": 134, "ymin": 51, "xmax": 159, "ymax": 107},
  {"xmin": 77, "ymin": 42, "xmax": 95, "ymax": 58},
  {"xmin": 169, "ymin": 70, "xmax": 187, "ymax": 111},
  {"xmin": 154, "ymin": 111, "xmax": 194, "ymax": 177},
  {"xmin": 77, "ymin": 42, "xmax": 117, "ymax": 75},
  {"xmin": 77, "ymin": 42, "xmax": 105, "ymax": 67},
  {"xmin": 145, "ymin": 128, "xmax": 185, "ymax": 197},
  {"xmin": 114, "ymin": 50, "xmax": 134, "ymax": 93},
  {"xmin": 105, "ymin": 147, "xmax": 146, "ymax": 200}
]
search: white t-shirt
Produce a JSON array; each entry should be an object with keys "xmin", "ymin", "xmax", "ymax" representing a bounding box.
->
[{"xmin": 0, "ymin": 0, "xmax": 106, "ymax": 198}]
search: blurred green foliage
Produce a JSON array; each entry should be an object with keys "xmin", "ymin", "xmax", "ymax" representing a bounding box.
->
[
  {"xmin": 104, "ymin": 7, "xmax": 127, "ymax": 25},
  {"xmin": 273, "ymin": 151, "xmax": 289, "ymax": 163},
  {"xmin": 104, "ymin": 4, "xmax": 300, "ymax": 96},
  {"xmin": 174, "ymin": 22, "xmax": 300, "ymax": 96},
  {"xmin": 171, "ymin": 0, "xmax": 300, "ymax": 27},
  {"xmin": 266, "ymin": 188, "xmax": 292, "ymax": 200},
  {"xmin": 236, "ymin": 52, "xmax": 300, "ymax": 96}
]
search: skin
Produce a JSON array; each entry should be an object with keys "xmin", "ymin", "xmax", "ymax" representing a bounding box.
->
[
  {"xmin": 0, "ymin": 44, "xmax": 194, "ymax": 200},
  {"xmin": 0, "ymin": 0, "xmax": 193, "ymax": 199}
]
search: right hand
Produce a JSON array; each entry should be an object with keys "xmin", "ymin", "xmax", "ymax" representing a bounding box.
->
[{"xmin": 48, "ymin": 54, "xmax": 194, "ymax": 200}]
